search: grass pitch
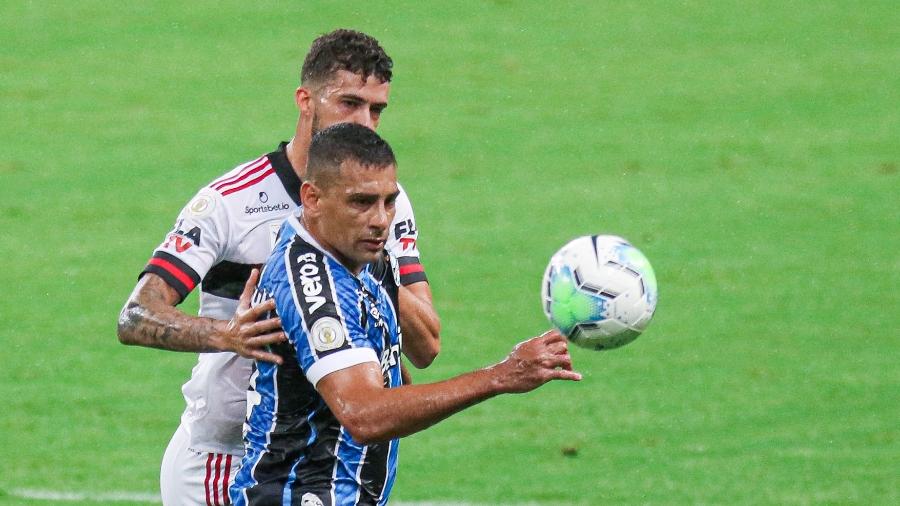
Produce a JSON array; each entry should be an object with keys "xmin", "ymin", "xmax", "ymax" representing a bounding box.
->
[{"xmin": 1, "ymin": 1, "xmax": 897, "ymax": 504}]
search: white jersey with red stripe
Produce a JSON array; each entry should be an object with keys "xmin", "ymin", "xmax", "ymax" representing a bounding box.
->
[{"xmin": 141, "ymin": 142, "xmax": 427, "ymax": 456}]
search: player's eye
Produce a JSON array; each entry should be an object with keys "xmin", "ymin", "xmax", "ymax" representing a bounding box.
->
[{"xmin": 350, "ymin": 195, "xmax": 375, "ymax": 208}]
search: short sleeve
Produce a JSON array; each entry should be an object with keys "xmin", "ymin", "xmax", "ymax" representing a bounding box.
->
[
  {"xmin": 387, "ymin": 184, "xmax": 427, "ymax": 285},
  {"xmin": 140, "ymin": 188, "xmax": 228, "ymax": 302}
]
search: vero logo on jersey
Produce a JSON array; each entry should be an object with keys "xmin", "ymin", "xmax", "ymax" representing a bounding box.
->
[{"xmin": 296, "ymin": 252, "xmax": 327, "ymax": 314}]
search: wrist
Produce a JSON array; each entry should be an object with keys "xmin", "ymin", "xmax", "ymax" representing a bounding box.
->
[
  {"xmin": 481, "ymin": 362, "xmax": 509, "ymax": 396},
  {"xmin": 207, "ymin": 319, "xmax": 233, "ymax": 352}
]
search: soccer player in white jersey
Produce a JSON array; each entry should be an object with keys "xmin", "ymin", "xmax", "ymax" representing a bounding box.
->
[
  {"xmin": 117, "ymin": 30, "xmax": 440, "ymax": 506},
  {"xmin": 232, "ymin": 123, "xmax": 581, "ymax": 506}
]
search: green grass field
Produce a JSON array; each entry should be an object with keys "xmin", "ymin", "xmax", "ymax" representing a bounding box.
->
[{"xmin": 2, "ymin": 1, "xmax": 898, "ymax": 504}]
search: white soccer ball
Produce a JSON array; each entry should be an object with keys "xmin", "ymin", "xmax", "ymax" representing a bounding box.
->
[{"xmin": 541, "ymin": 235, "xmax": 658, "ymax": 350}]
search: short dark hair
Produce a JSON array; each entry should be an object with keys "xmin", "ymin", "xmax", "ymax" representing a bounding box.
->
[
  {"xmin": 307, "ymin": 123, "xmax": 396, "ymax": 186},
  {"xmin": 301, "ymin": 29, "xmax": 393, "ymax": 87}
]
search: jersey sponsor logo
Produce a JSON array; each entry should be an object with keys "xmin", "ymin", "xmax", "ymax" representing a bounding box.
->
[
  {"xmin": 295, "ymin": 252, "xmax": 327, "ymax": 314},
  {"xmin": 245, "ymin": 202, "xmax": 289, "ymax": 215},
  {"xmin": 394, "ymin": 218, "xmax": 418, "ymax": 251},
  {"xmin": 310, "ymin": 317, "xmax": 346, "ymax": 352},
  {"xmin": 187, "ymin": 189, "xmax": 217, "ymax": 218},
  {"xmin": 163, "ymin": 220, "xmax": 202, "ymax": 253},
  {"xmin": 394, "ymin": 218, "xmax": 417, "ymax": 239}
]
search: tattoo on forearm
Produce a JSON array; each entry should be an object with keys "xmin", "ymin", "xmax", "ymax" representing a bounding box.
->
[{"xmin": 117, "ymin": 277, "xmax": 221, "ymax": 352}]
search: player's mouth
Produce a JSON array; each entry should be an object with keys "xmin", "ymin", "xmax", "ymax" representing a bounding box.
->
[{"xmin": 360, "ymin": 238, "xmax": 386, "ymax": 251}]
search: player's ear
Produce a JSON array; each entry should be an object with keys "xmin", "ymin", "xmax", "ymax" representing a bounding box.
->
[
  {"xmin": 295, "ymin": 86, "xmax": 313, "ymax": 115},
  {"xmin": 300, "ymin": 181, "xmax": 320, "ymax": 214}
]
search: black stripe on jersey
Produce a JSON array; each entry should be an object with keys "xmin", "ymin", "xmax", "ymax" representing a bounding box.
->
[
  {"xmin": 288, "ymin": 237, "xmax": 352, "ymax": 359},
  {"xmin": 358, "ymin": 432, "xmax": 390, "ymax": 502},
  {"xmin": 397, "ymin": 256, "xmax": 428, "ymax": 285},
  {"xmin": 140, "ymin": 251, "xmax": 201, "ymax": 304},
  {"xmin": 269, "ymin": 142, "xmax": 302, "ymax": 206},
  {"xmin": 201, "ymin": 260, "xmax": 254, "ymax": 300},
  {"xmin": 246, "ymin": 345, "xmax": 340, "ymax": 506}
]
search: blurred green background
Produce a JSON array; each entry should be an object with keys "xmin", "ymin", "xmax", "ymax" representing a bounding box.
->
[{"xmin": 1, "ymin": 1, "xmax": 897, "ymax": 504}]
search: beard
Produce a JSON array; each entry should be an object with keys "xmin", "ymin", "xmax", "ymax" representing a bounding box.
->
[{"xmin": 311, "ymin": 111, "xmax": 322, "ymax": 135}]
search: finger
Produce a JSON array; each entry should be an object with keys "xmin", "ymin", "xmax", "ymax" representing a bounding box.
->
[
  {"xmin": 240, "ymin": 298, "xmax": 277, "ymax": 322},
  {"xmin": 546, "ymin": 341, "xmax": 569, "ymax": 355},
  {"xmin": 249, "ymin": 349, "xmax": 284, "ymax": 365},
  {"xmin": 543, "ymin": 353, "xmax": 573, "ymax": 370},
  {"xmin": 551, "ymin": 369, "xmax": 582, "ymax": 381},
  {"xmin": 539, "ymin": 329, "xmax": 566, "ymax": 343},
  {"xmin": 238, "ymin": 268, "xmax": 261, "ymax": 310},
  {"xmin": 244, "ymin": 331, "xmax": 288, "ymax": 348},
  {"xmin": 246, "ymin": 315, "xmax": 283, "ymax": 335}
]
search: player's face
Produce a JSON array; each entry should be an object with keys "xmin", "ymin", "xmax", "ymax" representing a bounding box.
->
[
  {"xmin": 315, "ymin": 161, "xmax": 399, "ymax": 272},
  {"xmin": 310, "ymin": 70, "xmax": 390, "ymax": 134}
]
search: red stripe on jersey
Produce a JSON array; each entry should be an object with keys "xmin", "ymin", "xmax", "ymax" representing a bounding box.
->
[
  {"xmin": 222, "ymin": 454, "xmax": 233, "ymax": 505},
  {"xmin": 210, "ymin": 155, "xmax": 268, "ymax": 190},
  {"xmin": 399, "ymin": 263, "xmax": 425, "ymax": 276},
  {"xmin": 204, "ymin": 453, "xmax": 214, "ymax": 506},
  {"xmin": 212, "ymin": 453, "xmax": 223, "ymax": 506},
  {"xmin": 148, "ymin": 258, "xmax": 197, "ymax": 292},
  {"xmin": 220, "ymin": 167, "xmax": 275, "ymax": 196}
]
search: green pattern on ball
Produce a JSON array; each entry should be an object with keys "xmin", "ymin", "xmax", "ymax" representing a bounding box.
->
[
  {"xmin": 550, "ymin": 270, "xmax": 576, "ymax": 300},
  {"xmin": 548, "ymin": 267, "xmax": 600, "ymax": 336},
  {"xmin": 568, "ymin": 291, "xmax": 597, "ymax": 322}
]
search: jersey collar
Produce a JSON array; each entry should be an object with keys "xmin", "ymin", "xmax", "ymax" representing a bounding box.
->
[
  {"xmin": 288, "ymin": 212, "xmax": 366, "ymax": 280},
  {"xmin": 268, "ymin": 142, "xmax": 302, "ymax": 206}
]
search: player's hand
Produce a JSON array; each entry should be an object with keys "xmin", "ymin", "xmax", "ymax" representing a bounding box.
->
[
  {"xmin": 222, "ymin": 268, "xmax": 287, "ymax": 364},
  {"xmin": 494, "ymin": 330, "xmax": 581, "ymax": 393}
]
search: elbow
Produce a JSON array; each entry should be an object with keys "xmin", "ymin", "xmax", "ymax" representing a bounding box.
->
[
  {"xmin": 116, "ymin": 304, "xmax": 139, "ymax": 345},
  {"xmin": 409, "ymin": 318, "xmax": 441, "ymax": 368},
  {"xmin": 408, "ymin": 339, "xmax": 440, "ymax": 369},
  {"xmin": 340, "ymin": 411, "xmax": 390, "ymax": 445}
]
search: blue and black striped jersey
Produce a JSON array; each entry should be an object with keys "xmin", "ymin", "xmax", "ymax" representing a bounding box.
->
[{"xmin": 231, "ymin": 213, "xmax": 403, "ymax": 506}]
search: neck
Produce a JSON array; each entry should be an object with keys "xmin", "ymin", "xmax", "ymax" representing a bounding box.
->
[
  {"xmin": 287, "ymin": 113, "xmax": 315, "ymax": 180},
  {"xmin": 285, "ymin": 136, "xmax": 310, "ymax": 181}
]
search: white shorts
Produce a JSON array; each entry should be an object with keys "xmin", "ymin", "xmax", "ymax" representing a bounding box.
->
[{"xmin": 161, "ymin": 423, "xmax": 240, "ymax": 506}]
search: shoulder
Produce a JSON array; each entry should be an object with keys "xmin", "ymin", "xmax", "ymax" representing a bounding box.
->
[{"xmin": 206, "ymin": 154, "xmax": 276, "ymax": 197}]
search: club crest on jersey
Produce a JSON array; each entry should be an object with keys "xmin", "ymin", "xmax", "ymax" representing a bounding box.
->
[
  {"xmin": 310, "ymin": 317, "xmax": 345, "ymax": 352},
  {"xmin": 295, "ymin": 252, "xmax": 327, "ymax": 314},
  {"xmin": 187, "ymin": 189, "xmax": 216, "ymax": 218}
]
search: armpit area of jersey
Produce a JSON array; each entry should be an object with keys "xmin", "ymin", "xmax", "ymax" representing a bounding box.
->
[{"xmin": 140, "ymin": 251, "xmax": 202, "ymax": 303}]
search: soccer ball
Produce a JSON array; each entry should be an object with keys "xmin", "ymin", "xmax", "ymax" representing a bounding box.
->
[{"xmin": 541, "ymin": 235, "xmax": 658, "ymax": 350}]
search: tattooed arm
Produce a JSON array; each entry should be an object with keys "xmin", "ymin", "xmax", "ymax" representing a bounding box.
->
[{"xmin": 117, "ymin": 269, "xmax": 286, "ymax": 363}]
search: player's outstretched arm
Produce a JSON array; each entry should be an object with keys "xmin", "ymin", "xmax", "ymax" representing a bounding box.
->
[
  {"xmin": 398, "ymin": 281, "xmax": 441, "ymax": 368},
  {"xmin": 117, "ymin": 269, "xmax": 286, "ymax": 363},
  {"xmin": 317, "ymin": 330, "xmax": 581, "ymax": 444}
]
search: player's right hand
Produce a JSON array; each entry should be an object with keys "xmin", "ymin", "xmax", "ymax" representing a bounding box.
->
[
  {"xmin": 222, "ymin": 268, "xmax": 287, "ymax": 364},
  {"xmin": 494, "ymin": 330, "xmax": 582, "ymax": 393}
]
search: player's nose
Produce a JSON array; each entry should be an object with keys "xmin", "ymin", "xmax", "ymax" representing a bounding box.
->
[{"xmin": 352, "ymin": 108, "xmax": 376, "ymax": 130}]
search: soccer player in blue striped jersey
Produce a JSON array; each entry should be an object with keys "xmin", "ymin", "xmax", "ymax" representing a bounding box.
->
[{"xmin": 231, "ymin": 124, "xmax": 581, "ymax": 506}]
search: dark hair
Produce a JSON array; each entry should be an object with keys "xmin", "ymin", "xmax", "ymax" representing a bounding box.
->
[
  {"xmin": 301, "ymin": 29, "xmax": 393, "ymax": 86},
  {"xmin": 307, "ymin": 123, "xmax": 396, "ymax": 185}
]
